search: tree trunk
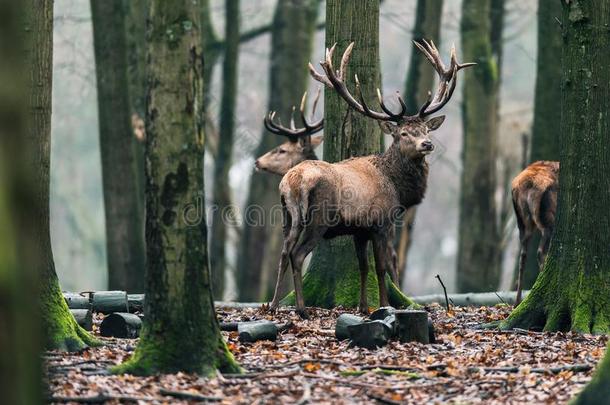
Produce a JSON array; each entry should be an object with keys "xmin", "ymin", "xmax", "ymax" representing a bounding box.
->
[
  {"xmin": 91, "ymin": 0, "xmax": 146, "ymax": 293},
  {"xmin": 396, "ymin": 0, "xmax": 443, "ymax": 283},
  {"xmin": 573, "ymin": 342, "xmax": 610, "ymax": 404},
  {"xmin": 124, "ymin": 0, "xmax": 147, "ymax": 227},
  {"xmin": 456, "ymin": 0, "xmax": 500, "ymax": 293},
  {"xmin": 23, "ymin": 0, "xmax": 99, "ymax": 352},
  {"xmin": 237, "ymin": 0, "xmax": 319, "ymax": 301},
  {"xmin": 210, "ymin": 0, "xmax": 240, "ymax": 299},
  {"xmin": 0, "ymin": 2, "xmax": 40, "ymax": 402},
  {"xmin": 502, "ymin": 0, "xmax": 610, "ymax": 334},
  {"xmin": 518, "ymin": 0, "xmax": 563, "ymax": 291},
  {"xmin": 282, "ymin": 0, "xmax": 414, "ymax": 310},
  {"xmin": 114, "ymin": 0, "xmax": 240, "ymax": 376}
]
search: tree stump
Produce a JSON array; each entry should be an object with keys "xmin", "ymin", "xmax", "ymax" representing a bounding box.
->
[
  {"xmin": 63, "ymin": 292, "xmax": 91, "ymax": 310},
  {"xmin": 127, "ymin": 294, "xmax": 145, "ymax": 313},
  {"xmin": 369, "ymin": 306, "xmax": 395, "ymax": 321},
  {"xmin": 92, "ymin": 291, "xmax": 129, "ymax": 314},
  {"xmin": 348, "ymin": 320, "xmax": 393, "ymax": 349},
  {"xmin": 335, "ymin": 314, "xmax": 364, "ymax": 340},
  {"xmin": 238, "ymin": 321, "xmax": 277, "ymax": 342},
  {"xmin": 70, "ymin": 309, "xmax": 93, "ymax": 331},
  {"xmin": 395, "ymin": 310, "xmax": 429, "ymax": 344},
  {"xmin": 100, "ymin": 312, "xmax": 142, "ymax": 338}
]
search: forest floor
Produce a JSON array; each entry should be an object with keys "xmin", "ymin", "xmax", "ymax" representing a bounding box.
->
[{"xmin": 46, "ymin": 304, "xmax": 607, "ymax": 404}]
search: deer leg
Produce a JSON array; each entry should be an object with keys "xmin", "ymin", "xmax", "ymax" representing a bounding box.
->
[
  {"xmin": 515, "ymin": 232, "xmax": 532, "ymax": 306},
  {"xmin": 372, "ymin": 234, "xmax": 390, "ymax": 308},
  {"xmin": 354, "ymin": 235, "xmax": 369, "ymax": 314},
  {"xmin": 269, "ymin": 207, "xmax": 300, "ymax": 311},
  {"xmin": 289, "ymin": 225, "xmax": 326, "ymax": 319},
  {"xmin": 537, "ymin": 227, "xmax": 553, "ymax": 270}
]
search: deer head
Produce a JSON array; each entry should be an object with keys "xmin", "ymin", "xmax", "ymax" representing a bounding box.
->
[
  {"xmin": 309, "ymin": 39, "xmax": 475, "ymax": 160},
  {"xmin": 255, "ymin": 90, "xmax": 324, "ymax": 176}
]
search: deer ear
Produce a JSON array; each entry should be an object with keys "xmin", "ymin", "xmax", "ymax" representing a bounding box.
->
[
  {"xmin": 310, "ymin": 135, "xmax": 324, "ymax": 148},
  {"xmin": 378, "ymin": 121, "xmax": 397, "ymax": 136},
  {"xmin": 426, "ymin": 115, "xmax": 445, "ymax": 131}
]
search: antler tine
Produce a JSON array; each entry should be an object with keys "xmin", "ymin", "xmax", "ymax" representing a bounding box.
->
[
  {"xmin": 290, "ymin": 106, "xmax": 296, "ymax": 130},
  {"xmin": 339, "ymin": 42, "xmax": 354, "ymax": 81},
  {"xmin": 308, "ymin": 62, "xmax": 332, "ymax": 88},
  {"xmin": 298, "ymin": 90, "xmax": 324, "ymax": 132},
  {"xmin": 310, "ymin": 86, "xmax": 322, "ymax": 120}
]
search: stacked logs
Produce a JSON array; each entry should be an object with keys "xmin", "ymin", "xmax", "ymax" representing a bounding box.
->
[{"xmin": 335, "ymin": 307, "xmax": 435, "ymax": 349}]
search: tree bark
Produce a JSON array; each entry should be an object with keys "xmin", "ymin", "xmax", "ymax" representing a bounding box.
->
[
  {"xmin": 396, "ymin": 0, "xmax": 443, "ymax": 283},
  {"xmin": 0, "ymin": 2, "xmax": 40, "ymax": 401},
  {"xmin": 113, "ymin": 0, "xmax": 240, "ymax": 375},
  {"xmin": 237, "ymin": 0, "xmax": 319, "ymax": 301},
  {"xmin": 210, "ymin": 0, "xmax": 240, "ymax": 299},
  {"xmin": 91, "ymin": 0, "xmax": 146, "ymax": 292},
  {"xmin": 23, "ymin": 0, "xmax": 99, "ymax": 352},
  {"xmin": 502, "ymin": 0, "xmax": 610, "ymax": 334},
  {"xmin": 573, "ymin": 342, "xmax": 610, "ymax": 404},
  {"xmin": 518, "ymin": 0, "xmax": 563, "ymax": 291},
  {"xmin": 456, "ymin": 0, "xmax": 501, "ymax": 293},
  {"xmin": 282, "ymin": 0, "xmax": 414, "ymax": 310}
]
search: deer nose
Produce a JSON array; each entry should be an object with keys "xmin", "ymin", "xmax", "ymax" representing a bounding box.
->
[
  {"xmin": 254, "ymin": 160, "xmax": 261, "ymax": 170},
  {"xmin": 421, "ymin": 140, "xmax": 434, "ymax": 151}
]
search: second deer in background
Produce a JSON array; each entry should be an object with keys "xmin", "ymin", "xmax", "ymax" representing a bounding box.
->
[{"xmin": 512, "ymin": 160, "xmax": 559, "ymax": 305}]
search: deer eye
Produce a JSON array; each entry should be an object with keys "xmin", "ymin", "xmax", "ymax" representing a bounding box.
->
[
  {"xmin": 278, "ymin": 148, "xmax": 286, "ymax": 154},
  {"xmin": 400, "ymin": 131, "xmax": 408, "ymax": 137}
]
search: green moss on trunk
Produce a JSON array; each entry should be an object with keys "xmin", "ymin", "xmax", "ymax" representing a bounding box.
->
[
  {"xmin": 502, "ymin": 0, "xmax": 610, "ymax": 335},
  {"xmin": 572, "ymin": 343, "xmax": 610, "ymax": 404}
]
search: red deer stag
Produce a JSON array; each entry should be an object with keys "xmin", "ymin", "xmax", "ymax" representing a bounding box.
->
[
  {"xmin": 512, "ymin": 160, "xmax": 559, "ymax": 305},
  {"xmin": 268, "ymin": 40, "xmax": 474, "ymax": 317},
  {"xmin": 255, "ymin": 90, "xmax": 324, "ymax": 176}
]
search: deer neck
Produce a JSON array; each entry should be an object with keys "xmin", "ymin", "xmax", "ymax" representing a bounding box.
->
[{"xmin": 375, "ymin": 145, "xmax": 429, "ymax": 209}]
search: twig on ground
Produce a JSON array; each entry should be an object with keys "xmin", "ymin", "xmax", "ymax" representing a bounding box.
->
[
  {"xmin": 494, "ymin": 292, "xmax": 507, "ymax": 305},
  {"xmin": 435, "ymin": 274, "xmax": 450, "ymax": 312},
  {"xmin": 263, "ymin": 358, "xmax": 349, "ymax": 370},
  {"xmin": 50, "ymin": 393, "xmax": 155, "ymax": 403},
  {"xmin": 365, "ymin": 392, "xmax": 403, "ymax": 405},
  {"xmin": 295, "ymin": 378, "xmax": 312, "ymax": 405},
  {"xmin": 159, "ymin": 388, "xmax": 222, "ymax": 402},
  {"xmin": 468, "ymin": 363, "xmax": 593, "ymax": 374}
]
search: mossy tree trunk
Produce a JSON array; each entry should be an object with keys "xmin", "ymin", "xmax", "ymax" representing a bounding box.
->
[
  {"xmin": 502, "ymin": 0, "xmax": 610, "ymax": 334},
  {"xmin": 91, "ymin": 0, "xmax": 146, "ymax": 293},
  {"xmin": 24, "ymin": 0, "xmax": 99, "ymax": 351},
  {"xmin": 573, "ymin": 343, "xmax": 610, "ymax": 404},
  {"xmin": 0, "ymin": 2, "xmax": 40, "ymax": 402},
  {"xmin": 283, "ymin": 0, "xmax": 414, "ymax": 310},
  {"xmin": 210, "ymin": 0, "xmax": 240, "ymax": 299},
  {"xmin": 518, "ymin": 0, "xmax": 563, "ymax": 291},
  {"xmin": 456, "ymin": 0, "xmax": 501, "ymax": 293},
  {"xmin": 395, "ymin": 0, "xmax": 443, "ymax": 283},
  {"xmin": 237, "ymin": 0, "xmax": 319, "ymax": 301},
  {"xmin": 114, "ymin": 0, "xmax": 239, "ymax": 376}
]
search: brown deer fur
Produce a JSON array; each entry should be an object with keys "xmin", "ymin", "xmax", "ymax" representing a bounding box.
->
[
  {"xmin": 268, "ymin": 40, "xmax": 474, "ymax": 317},
  {"xmin": 512, "ymin": 160, "xmax": 559, "ymax": 305}
]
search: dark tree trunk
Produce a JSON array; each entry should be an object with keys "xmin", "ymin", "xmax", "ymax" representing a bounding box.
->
[
  {"xmin": 210, "ymin": 0, "xmax": 240, "ymax": 299},
  {"xmin": 24, "ymin": 0, "xmax": 99, "ymax": 352},
  {"xmin": 114, "ymin": 0, "xmax": 240, "ymax": 375},
  {"xmin": 237, "ymin": 0, "xmax": 319, "ymax": 301},
  {"xmin": 282, "ymin": 0, "xmax": 414, "ymax": 309},
  {"xmin": 456, "ymin": 0, "xmax": 501, "ymax": 293},
  {"xmin": 502, "ymin": 0, "xmax": 610, "ymax": 334},
  {"xmin": 518, "ymin": 0, "xmax": 563, "ymax": 290},
  {"xmin": 0, "ymin": 2, "xmax": 40, "ymax": 402},
  {"xmin": 91, "ymin": 0, "xmax": 146, "ymax": 293},
  {"xmin": 396, "ymin": 0, "xmax": 444, "ymax": 283}
]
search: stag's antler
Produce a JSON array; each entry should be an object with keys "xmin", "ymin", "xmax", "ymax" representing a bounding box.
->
[
  {"xmin": 309, "ymin": 40, "xmax": 475, "ymax": 123},
  {"xmin": 414, "ymin": 39, "xmax": 476, "ymax": 118},
  {"xmin": 264, "ymin": 88, "xmax": 323, "ymax": 142}
]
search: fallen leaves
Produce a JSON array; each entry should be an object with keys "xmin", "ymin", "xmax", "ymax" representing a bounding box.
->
[{"xmin": 45, "ymin": 304, "xmax": 608, "ymax": 404}]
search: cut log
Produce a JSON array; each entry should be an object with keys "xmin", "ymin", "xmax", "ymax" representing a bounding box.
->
[
  {"xmin": 100, "ymin": 312, "xmax": 142, "ymax": 338},
  {"xmin": 348, "ymin": 320, "xmax": 392, "ymax": 349},
  {"xmin": 70, "ymin": 309, "xmax": 93, "ymax": 331},
  {"xmin": 369, "ymin": 306, "xmax": 395, "ymax": 321},
  {"xmin": 383, "ymin": 314, "xmax": 397, "ymax": 337},
  {"xmin": 63, "ymin": 292, "xmax": 91, "ymax": 310},
  {"xmin": 92, "ymin": 291, "xmax": 129, "ymax": 314},
  {"xmin": 219, "ymin": 322, "xmax": 239, "ymax": 331},
  {"xmin": 428, "ymin": 319, "xmax": 436, "ymax": 344},
  {"xmin": 238, "ymin": 320, "xmax": 277, "ymax": 342},
  {"xmin": 127, "ymin": 294, "xmax": 145, "ymax": 313},
  {"xmin": 395, "ymin": 310, "xmax": 429, "ymax": 344},
  {"xmin": 335, "ymin": 314, "xmax": 364, "ymax": 340}
]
